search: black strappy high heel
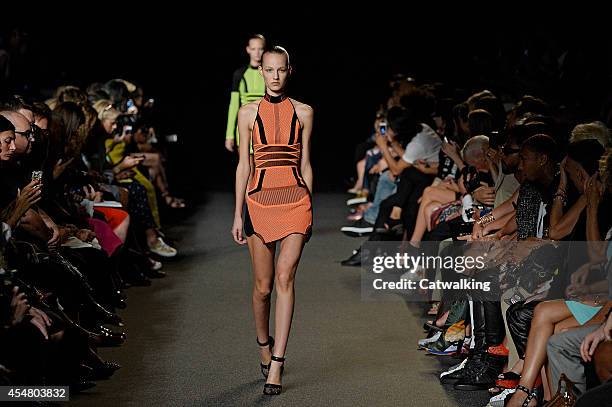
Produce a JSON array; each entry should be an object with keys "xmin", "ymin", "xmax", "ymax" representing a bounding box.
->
[
  {"xmin": 257, "ymin": 336, "xmax": 274, "ymax": 378},
  {"xmin": 263, "ymin": 355, "xmax": 285, "ymax": 395},
  {"xmin": 507, "ymin": 384, "xmax": 538, "ymax": 407}
]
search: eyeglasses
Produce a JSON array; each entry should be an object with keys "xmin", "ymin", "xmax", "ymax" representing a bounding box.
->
[
  {"xmin": 501, "ymin": 145, "xmax": 520, "ymax": 155},
  {"xmin": 14, "ymin": 129, "xmax": 35, "ymax": 141}
]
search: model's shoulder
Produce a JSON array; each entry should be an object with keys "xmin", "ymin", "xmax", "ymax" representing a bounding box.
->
[
  {"xmin": 289, "ymin": 98, "xmax": 314, "ymax": 116},
  {"xmin": 238, "ymin": 101, "xmax": 259, "ymax": 116}
]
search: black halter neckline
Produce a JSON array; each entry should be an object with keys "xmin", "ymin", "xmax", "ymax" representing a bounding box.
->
[{"xmin": 264, "ymin": 93, "xmax": 287, "ymax": 104}]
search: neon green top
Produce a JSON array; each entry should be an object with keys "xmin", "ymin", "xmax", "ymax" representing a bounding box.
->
[{"xmin": 225, "ymin": 65, "xmax": 266, "ymax": 146}]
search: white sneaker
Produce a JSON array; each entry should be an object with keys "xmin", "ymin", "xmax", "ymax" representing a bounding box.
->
[
  {"xmin": 346, "ymin": 196, "xmax": 368, "ymax": 206},
  {"xmin": 418, "ymin": 331, "xmax": 441, "ymax": 349},
  {"xmin": 488, "ymin": 388, "xmax": 515, "ymax": 407},
  {"xmin": 149, "ymin": 237, "xmax": 177, "ymax": 258}
]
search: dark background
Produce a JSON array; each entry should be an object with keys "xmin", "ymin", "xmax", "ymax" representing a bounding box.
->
[{"xmin": 3, "ymin": 11, "xmax": 611, "ymax": 196}]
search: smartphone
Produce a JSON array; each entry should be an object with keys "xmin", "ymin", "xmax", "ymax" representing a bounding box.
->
[
  {"xmin": 379, "ymin": 121, "xmax": 387, "ymax": 135},
  {"xmin": 31, "ymin": 170, "xmax": 43, "ymax": 182},
  {"xmin": 126, "ymin": 99, "xmax": 135, "ymax": 109},
  {"xmin": 165, "ymin": 134, "xmax": 178, "ymax": 143},
  {"xmin": 124, "ymin": 125, "xmax": 133, "ymax": 134}
]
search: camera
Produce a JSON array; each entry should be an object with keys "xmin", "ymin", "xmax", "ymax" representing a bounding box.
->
[
  {"xmin": 462, "ymin": 166, "xmax": 489, "ymax": 194},
  {"xmin": 116, "ymin": 114, "xmax": 136, "ymax": 134},
  {"xmin": 31, "ymin": 170, "xmax": 43, "ymax": 182},
  {"xmin": 379, "ymin": 121, "xmax": 387, "ymax": 135}
]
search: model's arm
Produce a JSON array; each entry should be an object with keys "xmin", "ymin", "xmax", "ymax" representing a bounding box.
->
[
  {"xmin": 225, "ymin": 69, "xmax": 244, "ymax": 150},
  {"xmin": 232, "ymin": 103, "xmax": 255, "ymax": 244},
  {"xmin": 297, "ymin": 103, "xmax": 314, "ymax": 195},
  {"xmin": 226, "ymin": 92, "xmax": 240, "ymax": 140}
]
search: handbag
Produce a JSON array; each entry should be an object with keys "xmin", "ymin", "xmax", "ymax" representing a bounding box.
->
[{"xmin": 543, "ymin": 374, "xmax": 576, "ymax": 407}]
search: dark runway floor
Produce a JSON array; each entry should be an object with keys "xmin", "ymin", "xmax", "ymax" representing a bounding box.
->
[{"xmin": 70, "ymin": 192, "xmax": 491, "ymax": 407}]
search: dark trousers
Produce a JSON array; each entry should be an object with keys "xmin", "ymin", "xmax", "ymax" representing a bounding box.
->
[{"xmin": 375, "ymin": 167, "xmax": 434, "ymax": 232}]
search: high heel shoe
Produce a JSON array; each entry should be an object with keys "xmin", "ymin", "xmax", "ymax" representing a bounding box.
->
[
  {"xmin": 263, "ymin": 355, "xmax": 285, "ymax": 395},
  {"xmin": 257, "ymin": 336, "xmax": 274, "ymax": 378}
]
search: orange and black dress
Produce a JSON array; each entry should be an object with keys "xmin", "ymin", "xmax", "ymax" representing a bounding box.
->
[{"xmin": 244, "ymin": 93, "xmax": 312, "ymax": 243}]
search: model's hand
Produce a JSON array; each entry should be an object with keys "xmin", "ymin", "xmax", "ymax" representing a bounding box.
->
[
  {"xmin": 225, "ymin": 139, "xmax": 235, "ymax": 152},
  {"xmin": 232, "ymin": 216, "xmax": 246, "ymax": 244}
]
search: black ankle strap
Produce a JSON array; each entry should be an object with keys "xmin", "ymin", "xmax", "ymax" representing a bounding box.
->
[
  {"xmin": 257, "ymin": 336, "xmax": 272, "ymax": 347},
  {"xmin": 270, "ymin": 355, "xmax": 285, "ymax": 362}
]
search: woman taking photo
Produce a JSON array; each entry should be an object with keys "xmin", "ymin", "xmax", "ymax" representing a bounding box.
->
[{"xmin": 232, "ymin": 46, "xmax": 313, "ymax": 396}]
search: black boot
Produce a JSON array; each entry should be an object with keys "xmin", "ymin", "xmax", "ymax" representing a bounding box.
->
[
  {"xmin": 439, "ymin": 350, "xmax": 485, "ymax": 384},
  {"xmin": 453, "ymin": 351, "xmax": 506, "ymax": 390},
  {"xmin": 453, "ymin": 300, "xmax": 507, "ymax": 390},
  {"xmin": 440, "ymin": 300, "xmax": 485, "ymax": 384}
]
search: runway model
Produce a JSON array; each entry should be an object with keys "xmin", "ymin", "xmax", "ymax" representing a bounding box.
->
[{"xmin": 232, "ymin": 46, "xmax": 313, "ymax": 396}]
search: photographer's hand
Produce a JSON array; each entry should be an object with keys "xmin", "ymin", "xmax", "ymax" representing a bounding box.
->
[
  {"xmin": 581, "ymin": 325, "xmax": 605, "ymax": 362},
  {"xmin": 29, "ymin": 315, "xmax": 49, "ymax": 340},
  {"xmin": 38, "ymin": 209, "xmax": 60, "ymax": 251},
  {"xmin": 472, "ymin": 183, "xmax": 496, "ymax": 206},
  {"xmin": 10, "ymin": 287, "xmax": 29, "ymax": 326},
  {"xmin": 28, "ymin": 306, "xmax": 51, "ymax": 327},
  {"xmin": 9, "ymin": 180, "xmax": 42, "ymax": 228},
  {"xmin": 53, "ymin": 157, "xmax": 75, "ymax": 180},
  {"xmin": 119, "ymin": 155, "xmax": 144, "ymax": 170}
]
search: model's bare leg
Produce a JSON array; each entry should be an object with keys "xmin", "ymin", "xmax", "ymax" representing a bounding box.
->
[
  {"xmin": 506, "ymin": 300, "xmax": 574, "ymax": 407},
  {"xmin": 248, "ymin": 235, "xmax": 276, "ymax": 366},
  {"xmin": 266, "ymin": 233, "xmax": 306, "ymax": 386}
]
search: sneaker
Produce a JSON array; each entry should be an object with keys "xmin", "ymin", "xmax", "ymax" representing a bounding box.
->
[
  {"xmin": 418, "ymin": 331, "xmax": 441, "ymax": 349},
  {"xmin": 341, "ymin": 218, "xmax": 374, "ymax": 237},
  {"xmin": 440, "ymin": 351, "xmax": 485, "ymax": 384},
  {"xmin": 439, "ymin": 357, "xmax": 469, "ymax": 382},
  {"xmin": 488, "ymin": 387, "xmax": 515, "ymax": 407},
  {"xmin": 426, "ymin": 336, "xmax": 460, "ymax": 356},
  {"xmin": 346, "ymin": 196, "xmax": 368, "ymax": 206},
  {"xmin": 148, "ymin": 237, "xmax": 177, "ymax": 258}
]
